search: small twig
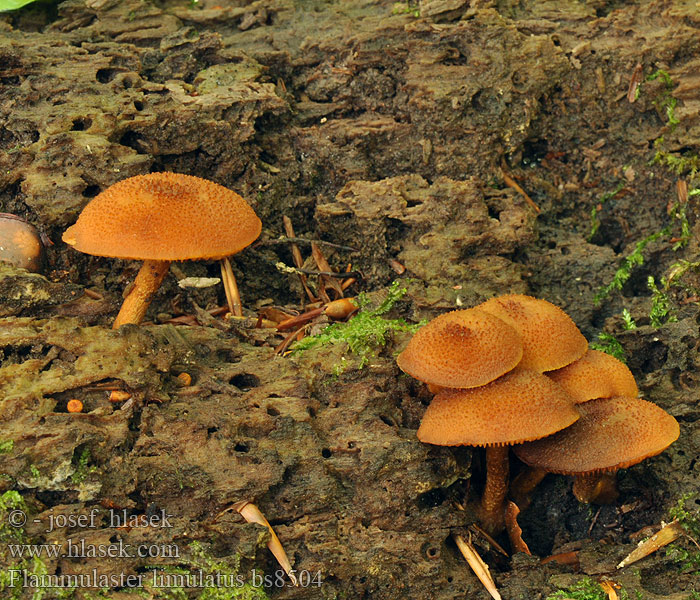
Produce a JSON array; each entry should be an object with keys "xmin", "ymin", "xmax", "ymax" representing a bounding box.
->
[
  {"xmin": 83, "ymin": 289, "xmax": 104, "ymax": 300},
  {"xmin": 220, "ymin": 257, "xmax": 243, "ymax": 317},
  {"xmin": 256, "ymin": 237, "xmax": 357, "ymax": 252},
  {"xmin": 275, "ymin": 324, "xmax": 307, "ymax": 355},
  {"xmin": 501, "ymin": 160, "xmax": 540, "ymax": 213},
  {"xmin": 588, "ymin": 506, "xmax": 603, "ymax": 536},
  {"xmin": 273, "ymin": 261, "xmax": 362, "ymax": 279},
  {"xmin": 283, "ymin": 216, "xmax": 315, "ymax": 302},
  {"xmin": 312, "ymin": 242, "xmax": 344, "ymax": 301},
  {"xmin": 469, "ymin": 524, "xmax": 509, "ymax": 557}
]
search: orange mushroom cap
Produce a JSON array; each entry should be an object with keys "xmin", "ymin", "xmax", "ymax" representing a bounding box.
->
[
  {"xmin": 0, "ymin": 213, "xmax": 45, "ymax": 273},
  {"xmin": 417, "ymin": 369, "xmax": 580, "ymax": 447},
  {"xmin": 546, "ymin": 349, "xmax": 639, "ymax": 403},
  {"xmin": 513, "ymin": 396, "xmax": 680, "ymax": 474},
  {"xmin": 67, "ymin": 399, "xmax": 83, "ymax": 413},
  {"xmin": 476, "ymin": 294, "xmax": 587, "ymax": 372},
  {"xmin": 396, "ymin": 308, "xmax": 523, "ymax": 389},
  {"xmin": 62, "ymin": 173, "xmax": 261, "ymax": 261}
]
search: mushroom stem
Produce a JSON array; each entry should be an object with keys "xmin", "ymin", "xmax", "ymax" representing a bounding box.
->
[
  {"xmin": 113, "ymin": 259, "xmax": 170, "ymax": 328},
  {"xmin": 510, "ymin": 466, "xmax": 547, "ymax": 510},
  {"xmin": 220, "ymin": 257, "xmax": 242, "ymax": 317},
  {"xmin": 572, "ymin": 472, "xmax": 619, "ymax": 504},
  {"xmin": 480, "ymin": 446, "xmax": 509, "ymax": 535}
]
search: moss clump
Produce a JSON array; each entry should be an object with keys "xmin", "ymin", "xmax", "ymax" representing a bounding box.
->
[
  {"xmin": 70, "ymin": 447, "xmax": 98, "ymax": 485},
  {"xmin": 589, "ymin": 182, "xmax": 625, "ymax": 241},
  {"xmin": 621, "ymin": 308, "xmax": 637, "ymax": 330},
  {"xmin": 594, "ymin": 228, "xmax": 669, "ymax": 304},
  {"xmin": 547, "ymin": 577, "xmax": 631, "ymax": 600},
  {"xmin": 645, "ymin": 69, "xmax": 679, "ymax": 129},
  {"xmin": 666, "ymin": 259, "xmax": 700, "ymax": 298},
  {"xmin": 647, "ymin": 276, "xmax": 677, "ymax": 328},
  {"xmin": 590, "ymin": 332, "xmax": 626, "ymax": 363},
  {"xmin": 143, "ymin": 542, "xmax": 269, "ymax": 600},
  {"xmin": 292, "ymin": 281, "xmax": 422, "ymax": 372},
  {"xmin": 1, "ymin": 490, "xmax": 76, "ymax": 599},
  {"xmin": 666, "ymin": 494, "xmax": 700, "ymax": 578},
  {"xmin": 652, "ymin": 138, "xmax": 700, "ymax": 178}
]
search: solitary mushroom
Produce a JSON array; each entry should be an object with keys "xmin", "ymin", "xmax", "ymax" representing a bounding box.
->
[
  {"xmin": 418, "ymin": 369, "xmax": 580, "ymax": 534},
  {"xmin": 546, "ymin": 349, "xmax": 639, "ymax": 403},
  {"xmin": 513, "ymin": 396, "xmax": 679, "ymax": 503},
  {"xmin": 0, "ymin": 213, "xmax": 46, "ymax": 273},
  {"xmin": 476, "ymin": 295, "xmax": 588, "ymax": 372},
  {"xmin": 63, "ymin": 173, "xmax": 261, "ymax": 328},
  {"xmin": 396, "ymin": 308, "xmax": 523, "ymax": 390}
]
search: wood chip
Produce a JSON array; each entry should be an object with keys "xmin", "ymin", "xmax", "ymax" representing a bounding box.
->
[
  {"xmin": 617, "ymin": 520, "xmax": 685, "ymax": 569},
  {"xmin": 231, "ymin": 501, "xmax": 298, "ymax": 586},
  {"xmin": 505, "ymin": 501, "xmax": 531, "ymax": 555},
  {"xmin": 600, "ymin": 579, "xmax": 620, "ymax": 600},
  {"xmin": 453, "ymin": 533, "xmax": 502, "ymax": 600},
  {"xmin": 627, "ymin": 63, "xmax": 643, "ymax": 103}
]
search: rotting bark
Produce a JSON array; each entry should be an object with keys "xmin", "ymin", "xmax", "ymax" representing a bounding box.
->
[{"xmin": 1, "ymin": 0, "xmax": 699, "ymax": 598}]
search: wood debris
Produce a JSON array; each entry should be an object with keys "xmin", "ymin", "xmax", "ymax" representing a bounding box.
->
[
  {"xmin": 505, "ymin": 501, "xmax": 531, "ymax": 555},
  {"xmin": 617, "ymin": 519, "xmax": 686, "ymax": 569},
  {"xmin": 229, "ymin": 501, "xmax": 298, "ymax": 586},
  {"xmin": 283, "ymin": 215, "xmax": 315, "ymax": 302},
  {"xmin": 627, "ymin": 63, "xmax": 644, "ymax": 103},
  {"xmin": 220, "ymin": 256, "xmax": 243, "ymax": 317},
  {"xmin": 453, "ymin": 533, "xmax": 502, "ymax": 600},
  {"xmin": 501, "ymin": 161, "xmax": 540, "ymax": 213}
]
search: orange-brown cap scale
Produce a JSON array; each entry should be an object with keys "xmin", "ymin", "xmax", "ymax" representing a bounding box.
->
[
  {"xmin": 417, "ymin": 369, "xmax": 580, "ymax": 447},
  {"xmin": 396, "ymin": 308, "xmax": 523, "ymax": 389},
  {"xmin": 513, "ymin": 396, "xmax": 680, "ymax": 474},
  {"xmin": 62, "ymin": 172, "xmax": 261, "ymax": 261},
  {"xmin": 476, "ymin": 294, "xmax": 588, "ymax": 372},
  {"xmin": 546, "ymin": 349, "xmax": 639, "ymax": 403}
]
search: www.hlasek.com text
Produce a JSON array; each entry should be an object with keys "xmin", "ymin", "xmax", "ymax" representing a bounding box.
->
[{"xmin": 8, "ymin": 538, "xmax": 180, "ymax": 560}]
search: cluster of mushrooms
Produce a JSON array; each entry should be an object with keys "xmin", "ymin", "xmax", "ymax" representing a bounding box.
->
[
  {"xmin": 397, "ymin": 294, "xmax": 679, "ymax": 536},
  {"xmin": 63, "ymin": 172, "xmax": 262, "ymax": 328}
]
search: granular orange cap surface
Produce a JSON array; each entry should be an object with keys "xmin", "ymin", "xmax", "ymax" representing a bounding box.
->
[
  {"xmin": 417, "ymin": 369, "xmax": 580, "ymax": 447},
  {"xmin": 513, "ymin": 396, "xmax": 680, "ymax": 474},
  {"xmin": 396, "ymin": 308, "xmax": 523, "ymax": 388},
  {"xmin": 62, "ymin": 173, "xmax": 262, "ymax": 261},
  {"xmin": 546, "ymin": 349, "xmax": 639, "ymax": 403},
  {"xmin": 477, "ymin": 294, "xmax": 587, "ymax": 372},
  {"xmin": 67, "ymin": 399, "xmax": 83, "ymax": 413}
]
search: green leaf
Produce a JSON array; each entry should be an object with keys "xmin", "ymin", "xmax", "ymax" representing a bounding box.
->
[{"xmin": 0, "ymin": 0, "xmax": 41, "ymax": 11}]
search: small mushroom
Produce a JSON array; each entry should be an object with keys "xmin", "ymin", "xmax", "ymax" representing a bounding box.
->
[
  {"xmin": 396, "ymin": 308, "xmax": 524, "ymax": 390},
  {"xmin": 0, "ymin": 213, "xmax": 46, "ymax": 273},
  {"xmin": 476, "ymin": 294, "xmax": 588, "ymax": 372},
  {"xmin": 67, "ymin": 399, "xmax": 83, "ymax": 413},
  {"xmin": 62, "ymin": 173, "xmax": 261, "ymax": 328},
  {"xmin": 546, "ymin": 349, "xmax": 638, "ymax": 403},
  {"xmin": 513, "ymin": 396, "xmax": 679, "ymax": 503},
  {"xmin": 418, "ymin": 369, "xmax": 580, "ymax": 534},
  {"xmin": 512, "ymin": 351, "xmax": 638, "ymax": 507}
]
